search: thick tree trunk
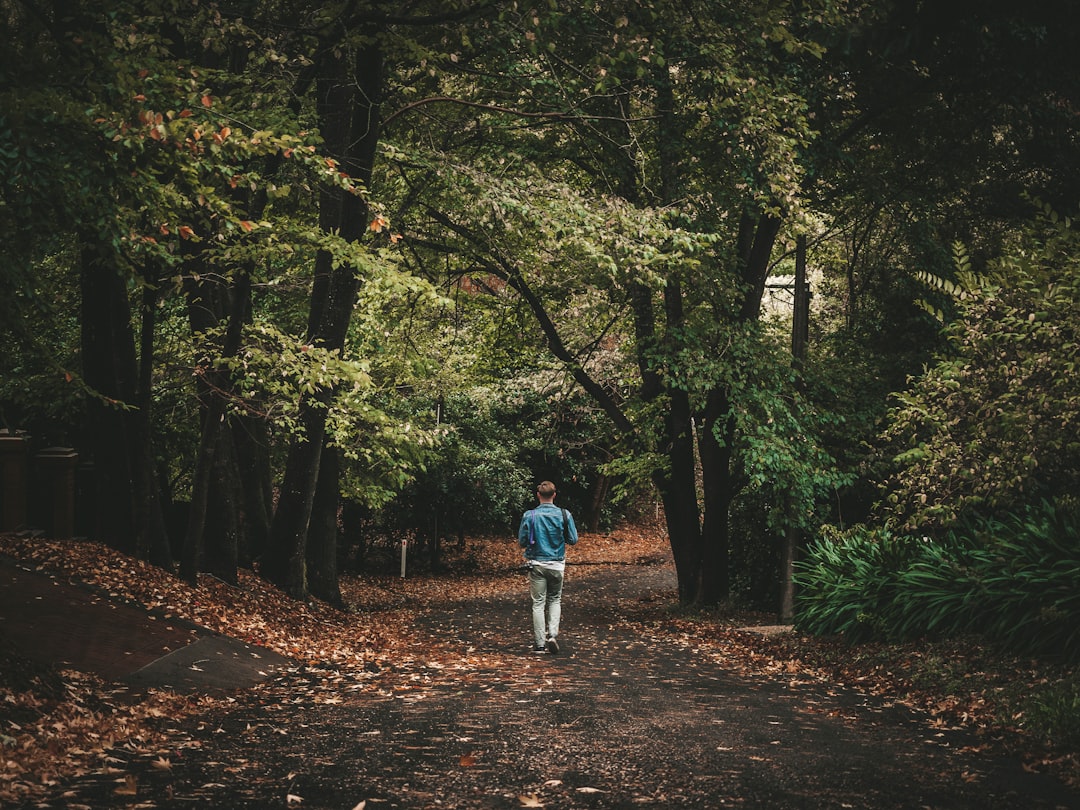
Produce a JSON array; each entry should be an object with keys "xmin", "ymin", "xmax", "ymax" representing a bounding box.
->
[
  {"xmin": 233, "ymin": 414, "xmax": 272, "ymax": 567},
  {"xmin": 660, "ymin": 276, "xmax": 704, "ymax": 603},
  {"xmin": 584, "ymin": 473, "xmax": 611, "ymax": 532},
  {"xmin": 306, "ymin": 441, "xmax": 344, "ymax": 606},
  {"xmin": 265, "ymin": 37, "xmax": 384, "ymax": 599},
  {"xmin": 79, "ymin": 237, "xmax": 169, "ymax": 563},
  {"xmin": 698, "ymin": 391, "xmax": 735, "ymax": 605},
  {"xmin": 693, "ymin": 211, "xmax": 782, "ymax": 604},
  {"xmin": 180, "ymin": 272, "xmax": 250, "ymax": 585}
]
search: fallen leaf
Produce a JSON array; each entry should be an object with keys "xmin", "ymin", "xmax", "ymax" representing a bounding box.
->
[
  {"xmin": 518, "ymin": 794, "xmax": 544, "ymax": 807},
  {"xmin": 114, "ymin": 774, "xmax": 138, "ymax": 796}
]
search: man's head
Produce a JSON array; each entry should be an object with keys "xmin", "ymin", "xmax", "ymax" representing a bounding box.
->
[{"xmin": 536, "ymin": 481, "xmax": 556, "ymax": 502}]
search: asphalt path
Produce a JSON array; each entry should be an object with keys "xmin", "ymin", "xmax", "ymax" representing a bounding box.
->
[{"xmin": 12, "ymin": 562, "xmax": 1080, "ymax": 809}]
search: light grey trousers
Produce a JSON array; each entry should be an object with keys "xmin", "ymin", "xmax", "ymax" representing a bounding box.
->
[{"xmin": 528, "ymin": 565, "xmax": 564, "ymax": 648}]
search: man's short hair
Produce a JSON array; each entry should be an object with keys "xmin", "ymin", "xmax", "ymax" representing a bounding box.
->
[{"xmin": 537, "ymin": 481, "xmax": 556, "ymax": 498}]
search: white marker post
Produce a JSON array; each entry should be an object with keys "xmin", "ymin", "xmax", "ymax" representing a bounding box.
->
[{"xmin": 400, "ymin": 538, "xmax": 407, "ymax": 578}]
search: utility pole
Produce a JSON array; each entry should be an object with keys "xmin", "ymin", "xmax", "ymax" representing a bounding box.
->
[
  {"xmin": 780, "ymin": 235, "xmax": 810, "ymax": 623},
  {"xmin": 791, "ymin": 235, "xmax": 810, "ymax": 364}
]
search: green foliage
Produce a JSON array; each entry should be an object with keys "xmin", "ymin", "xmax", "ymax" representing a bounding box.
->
[
  {"xmin": 880, "ymin": 207, "xmax": 1080, "ymax": 530},
  {"xmin": 1, "ymin": 0, "xmax": 431, "ymax": 509},
  {"xmin": 0, "ymin": 242, "xmax": 83, "ymax": 439},
  {"xmin": 793, "ymin": 524, "xmax": 912, "ymax": 640},
  {"xmin": 375, "ymin": 390, "xmax": 534, "ymax": 536},
  {"xmin": 1019, "ymin": 676, "xmax": 1080, "ymax": 749},
  {"xmin": 795, "ymin": 500, "xmax": 1080, "ymax": 662}
]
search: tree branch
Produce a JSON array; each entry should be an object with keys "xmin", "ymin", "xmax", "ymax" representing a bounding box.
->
[
  {"xmin": 424, "ymin": 206, "xmax": 640, "ymax": 444},
  {"xmin": 383, "ymin": 95, "xmax": 656, "ymax": 129}
]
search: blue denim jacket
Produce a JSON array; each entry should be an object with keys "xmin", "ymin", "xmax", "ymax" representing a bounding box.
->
[{"xmin": 518, "ymin": 503, "xmax": 579, "ymax": 561}]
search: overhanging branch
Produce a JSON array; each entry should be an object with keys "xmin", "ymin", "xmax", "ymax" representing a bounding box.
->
[{"xmin": 425, "ymin": 207, "xmax": 640, "ymax": 445}]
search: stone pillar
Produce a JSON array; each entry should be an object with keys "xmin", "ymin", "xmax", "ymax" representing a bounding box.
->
[
  {"xmin": 0, "ymin": 430, "xmax": 30, "ymax": 531},
  {"xmin": 35, "ymin": 447, "xmax": 79, "ymax": 540}
]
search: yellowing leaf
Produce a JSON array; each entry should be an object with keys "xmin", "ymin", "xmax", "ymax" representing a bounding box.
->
[{"xmin": 518, "ymin": 795, "xmax": 544, "ymax": 808}]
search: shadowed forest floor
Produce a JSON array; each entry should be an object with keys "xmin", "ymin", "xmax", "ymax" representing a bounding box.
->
[{"xmin": 1, "ymin": 529, "xmax": 1078, "ymax": 808}]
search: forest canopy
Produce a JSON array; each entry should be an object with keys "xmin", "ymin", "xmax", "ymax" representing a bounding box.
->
[{"xmin": 1, "ymin": 0, "xmax": 1078, "ymax": 641}]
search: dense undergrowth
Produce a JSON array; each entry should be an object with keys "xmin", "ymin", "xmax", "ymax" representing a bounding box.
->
[{"xmin": 794, "ymin": 500, "xmax": 1080, "ymax": 754}]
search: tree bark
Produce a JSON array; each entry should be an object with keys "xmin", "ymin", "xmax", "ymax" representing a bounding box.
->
[
  {"xmin": 695, "ymin": 211, "xmax": 782, "ymax": 604},
  {"xmin": 233, "ymin": 414, "xmax": 272, "ymax": 567},
  {"xmin": 180, "ymin": 271, "xmax": 250, "ymax": 585},
  {"xmin": 134, "ymin": 264, "xmax": 174, "ymax": 567},
  {"xmin": 698, "ymin": 389, "xmax": 734, "ymax": 605},
  {"xmin": 265, "ymin": 34, "xmax": 384, "ymax": 599},
  {"xmin": 307, "ymin": 440, "xmax": 344, "ymax": 606},
  {"xmin": 79, "ymin": 236, "xmax": 169, "ymax": 564},
  {"xmin": 584, "ymin": 473, "xmax": 611, "ymax": 532}
]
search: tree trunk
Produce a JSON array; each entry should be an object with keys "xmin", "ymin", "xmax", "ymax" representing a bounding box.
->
[
  {"xmin": 698, "ymin": 390, "xmax": 735, "ymax": 605},
  {"xmin": 134, "ymin": 265, "xmax": 173, "ymax": 567},
  {"xmin": 180, "ymin": 271, "xmax": 250, "ymax": 585},
  {"xmin": 307, "ymin": 441, "xmax": 344, "ymax": 607},
  {"xmin": 694, "ymin": 212, "xmax": 783, "ymax": 605},
  {"xmin": 233, "ymin": 414, "xmax": 272, "ymax": 567},
  {"xmin": 780, "ymin": 235, "xmax": 810, "ymax": 622},
  {"xmin": 654, "ymin": 68, "xmax": 708, "ymax": 604},
  {"xmin": 265, "ymin": 36, "xmax": 384, "ymax": 599},
  {"xmin": 79, "ymin": 236, "xmax": 168, "ymax": 563},
  {"xmin": 585, "ymin": 473, "xmax": 611, "ymax": 532},
  {"xmin": 203, "ymin": 429, "xmax": 241, "ymax": 585},
  {"xmin": 660, "ymin": 276, "xmax": 704, "ymax": 603}
]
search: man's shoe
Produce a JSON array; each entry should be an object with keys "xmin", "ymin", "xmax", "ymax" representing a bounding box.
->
[
  {"xmin": 545, "ymin": 637, "xmax": 560, "ymax": 654},
  {"xmin": 532, "ymin": 645, "xmax": 547, "ymax": 653}
]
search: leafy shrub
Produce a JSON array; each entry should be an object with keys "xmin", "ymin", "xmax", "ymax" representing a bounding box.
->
[
  {"xmin": 793, "ymin": 525, "xmax": 917, "ymax": 641},
  {"xmin": 1020, "ymin": 676, "xmax": 1080, "ymax": 749},
  {"xmin": 948, "ymin": 502, "xmax": 1080, "ymax": 661},
  {"xmin": 796, "ymin": 500, "xmax": 1080, "ymax": 661},
  {"xmin": 881, "ymin": 208, "xmax": 1080, "ymax": 531}
]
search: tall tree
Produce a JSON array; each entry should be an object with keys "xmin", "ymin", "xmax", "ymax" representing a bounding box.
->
[{"xmin": 382, "ymin": 0, "xmax": 844, "ymax": 604}]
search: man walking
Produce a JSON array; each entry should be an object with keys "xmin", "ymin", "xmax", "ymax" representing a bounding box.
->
[{"xmin": 518, "ymin": 481, "xmax": 579, "ymax": 654}]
